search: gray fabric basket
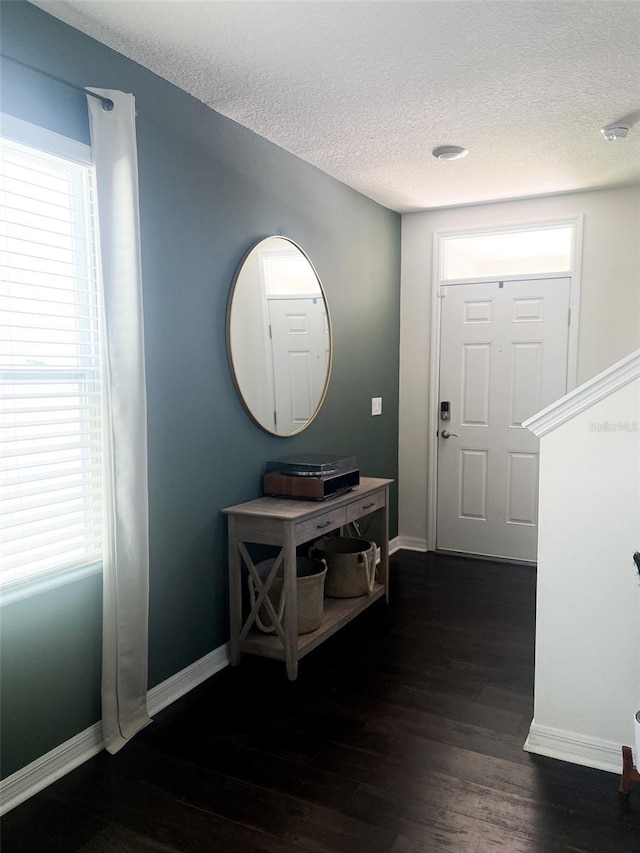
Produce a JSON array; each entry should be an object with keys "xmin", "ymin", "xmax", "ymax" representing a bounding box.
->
[
  {"xmin": 248, "ymin": 556, "xmax": 326, "ymax": 634},
  {"xmin": 311, "ymin": 536, "xmax": 377, "ymax": 598}
]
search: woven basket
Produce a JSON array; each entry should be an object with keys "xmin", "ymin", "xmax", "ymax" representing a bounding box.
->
[
  {"xmin": 248, "ymin": 556, "xmax": 326, "ymax": 634},
  {"xmin": 311, "ymin": 536, "xmax": 377, "ymax": 598}
]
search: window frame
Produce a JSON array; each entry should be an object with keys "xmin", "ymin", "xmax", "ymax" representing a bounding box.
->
[
  {"xmin": 1, "ymin": 114, "xmax": 104, "ymax": 606},
  {"xmin": 439, "ymin": 222, "xmax": 576, "ymax": 283}
]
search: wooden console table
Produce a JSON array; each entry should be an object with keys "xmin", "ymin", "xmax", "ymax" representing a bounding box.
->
[{"xmin": 223, "ymin": 477, "xmax": 392, "ymax": 680}]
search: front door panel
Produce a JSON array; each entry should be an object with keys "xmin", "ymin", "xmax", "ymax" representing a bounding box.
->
[{"xmin": 437, "ymin": 278, "xmax": 570, "ymax": 562}]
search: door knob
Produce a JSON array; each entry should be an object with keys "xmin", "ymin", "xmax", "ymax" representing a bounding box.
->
[{"xmin": 440, "ymin": 429, "xmax": 458, "ymax": 439}]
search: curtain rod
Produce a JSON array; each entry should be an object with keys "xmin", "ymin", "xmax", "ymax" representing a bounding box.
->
[{"xmin": 0, "ymin": 54, "xmax": 114, "ymax": 111}]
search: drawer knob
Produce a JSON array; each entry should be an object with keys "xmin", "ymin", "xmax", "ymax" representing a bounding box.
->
[
  {"xmin": 316, "ymin": 520, "xmax": 332, "ymax": 529},
  {"xmin": 362, "ymin": 502, "xmax": 376, "ymax": 509}
]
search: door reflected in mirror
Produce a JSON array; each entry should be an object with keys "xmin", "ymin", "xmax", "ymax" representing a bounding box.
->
[{"xmin": 226, "ymin": 237, "xmax": 332, "ymax": 436}]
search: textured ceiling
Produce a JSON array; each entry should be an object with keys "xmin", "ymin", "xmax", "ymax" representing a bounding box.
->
[{"xmin": 30, "ymin": 0, "xmax": 640, "ymax": 213}]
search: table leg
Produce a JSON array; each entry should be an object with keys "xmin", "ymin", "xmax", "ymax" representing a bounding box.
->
[
  {"xmin": 228, "ymin": 517, "xmax": 242, "ymax": 667},
  {"xmin": 283, "ymin": 524, "xmax": 298, "ymax": 681},
  {"xmin": 381, "ymin": 487, "xmax": 390, "ymax": 603}
]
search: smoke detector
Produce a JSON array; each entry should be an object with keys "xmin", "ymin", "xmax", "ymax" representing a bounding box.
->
[{"xmin": 601, "ymin": 125, "xmax": 630, "ymax": 141}]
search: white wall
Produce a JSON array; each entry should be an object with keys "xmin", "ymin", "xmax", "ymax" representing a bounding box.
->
[
  {"xmin": 399, "ymin": 186, "xmax": 640, "ymax": 547},
  {"xmin": 525, "ymin": 373, "xmax": 640, "ymax": 772}
]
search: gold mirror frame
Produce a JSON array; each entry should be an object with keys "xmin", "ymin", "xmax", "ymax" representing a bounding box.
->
[{"xmin": 226, "ymin": 237, "xmax": 333, "ymax": 436}]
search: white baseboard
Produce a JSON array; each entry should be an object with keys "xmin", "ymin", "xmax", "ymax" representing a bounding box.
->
[
  {"xmin": 373, "ymin": 537, "xmax": 403, "ymax": 563},
  {"xmin": 147, "ymin": 642, "xmax": 229, "ymax": 716},
  {"xmin": 389, "ymin": 536, "xmax": 402, "ymax": 555},
  {"xmin": 0, "ymin": 721, "xmax": 104, "ymax": 817},
  {"xmin": 0, "ymin": 642, "xmax": 230, "ymax": 816},
  {"xmin": 524, "ymin": 721, "xmax": 622, "ymax": 775},
  {"xmin": 392, "ymin": 536, "xmax": 428, "ymax": 553}
]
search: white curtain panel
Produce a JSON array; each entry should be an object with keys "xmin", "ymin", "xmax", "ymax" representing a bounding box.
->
[{"xmin": 87, "ymin": 90, "xmax": 151, "ymax": 753}]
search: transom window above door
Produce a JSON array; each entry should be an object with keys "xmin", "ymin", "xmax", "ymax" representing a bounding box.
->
[{"xmin": 441, "ymin": 225, "xmax": 575, "ymax": 281}]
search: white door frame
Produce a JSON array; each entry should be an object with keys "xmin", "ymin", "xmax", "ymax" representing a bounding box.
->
[{"xmin": 425, "ymin": 216, "xmax": 584, "ymax": 552}]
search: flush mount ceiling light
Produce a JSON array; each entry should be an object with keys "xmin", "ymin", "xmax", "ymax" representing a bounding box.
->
[
  {"xmin": 432, "ymin": 145, "xmax": 468, "ymax": 161},
  {"xmin": 601, "ymin": 125, "xmax": 630, "ymax": 141}
]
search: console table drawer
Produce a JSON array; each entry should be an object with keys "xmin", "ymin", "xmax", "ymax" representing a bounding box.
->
[
  {"xmin": 346, "ymin": 489, "xmax": 385, "ymax": 524},
  {"xmin": 296, "ymin": 506, "xmax": 347, "ymax": 543}
]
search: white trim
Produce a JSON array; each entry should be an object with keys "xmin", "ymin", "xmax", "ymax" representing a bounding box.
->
[
  {"xmin": 426, "ymin": 216, "xmax": 583, "ymax": 552},
  {"xmin": 0, "ymin": 643, "xmax": 230, "ymax": 816},
  {"xmin": 437, "ymin": 271, "xmax": 571, "ymax": 287},
  {"xmin": 524, "ymin": 349, "xmax": 640, "ymax": 437},
  {"xmin": 426, "ymin": 229, "xmax": 443, "ymax": 552},
  {"xmin": 0, "ymin": 562, "xmax": 102, "ymax": 607},
  {"xmin": 147, "ymin": 643, "xmax": 230, "ymax": 716},
  {"xmin": 388, "ymin": 535, "xmax": 405, "ymax": 555},
  {"xmin": 393, "ymin": 536, "xmax": 428, "ymax": 553},
  {"xmin": 1, "ymin": 113, "xmax": 92, "ymax": 164},
  {"xmin": 373, "ymin": 538, "xmax": 403, "ymax": 564},
  {"xmin": 567, "ymin": 214, "xmax": 583, "ymax": 391},
  {"xmin": 524, "ymin": 721, "xmax": 621, "ymax": 775},
  {"xmin": 0, "ymin": 722, "xmax": 104, "ymax": 817},
  {"xmin": 436, "ymin": 215, "xmax": 584, "ymax": 240},
  {"xmin": 435, "ymin": 549, "xmax": 535, "ymax": 568}
]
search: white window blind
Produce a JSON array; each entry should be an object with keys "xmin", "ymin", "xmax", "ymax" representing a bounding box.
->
[{"xmin": 0, "ymin": 131, "xmax": 103, "ymax": 589}]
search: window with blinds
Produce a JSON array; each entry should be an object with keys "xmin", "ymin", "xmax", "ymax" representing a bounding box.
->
[{"xmin": 1, "ymin": 129, "xmax": 103, "ymax": 590}]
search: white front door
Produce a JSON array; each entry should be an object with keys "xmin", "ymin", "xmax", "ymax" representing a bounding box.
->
[
  {"xmin": 268, "ymin": 296, "xmax": 329, "ymax": 434},
  {"xmin": 436, "ymin": 278, "xmax": 570, "ymax": 562}
]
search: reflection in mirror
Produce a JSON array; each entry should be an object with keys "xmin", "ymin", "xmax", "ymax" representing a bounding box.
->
[{"xmin": 227, "ymin": 237, "xmax": 332, "ymax": 436}]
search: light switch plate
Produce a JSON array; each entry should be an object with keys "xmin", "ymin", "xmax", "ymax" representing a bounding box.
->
[{"xmin": 371, "ymin": 397, "xmax": 382, "ymax": 416}]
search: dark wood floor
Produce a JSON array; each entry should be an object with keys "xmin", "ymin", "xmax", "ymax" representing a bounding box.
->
[{"xmin": 2, "ymin": 550, "xmax": 639, "ymax": 852}]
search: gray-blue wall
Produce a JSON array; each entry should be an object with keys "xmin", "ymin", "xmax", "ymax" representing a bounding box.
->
[{"xmin": 0, "ymin": 0, "xmax": 400, "ymax": 777}]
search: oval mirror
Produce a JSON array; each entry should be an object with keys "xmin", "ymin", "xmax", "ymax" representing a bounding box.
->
[{"xmin": 226, "ymin": 237, "xmax": 332, "ymax": 436}]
